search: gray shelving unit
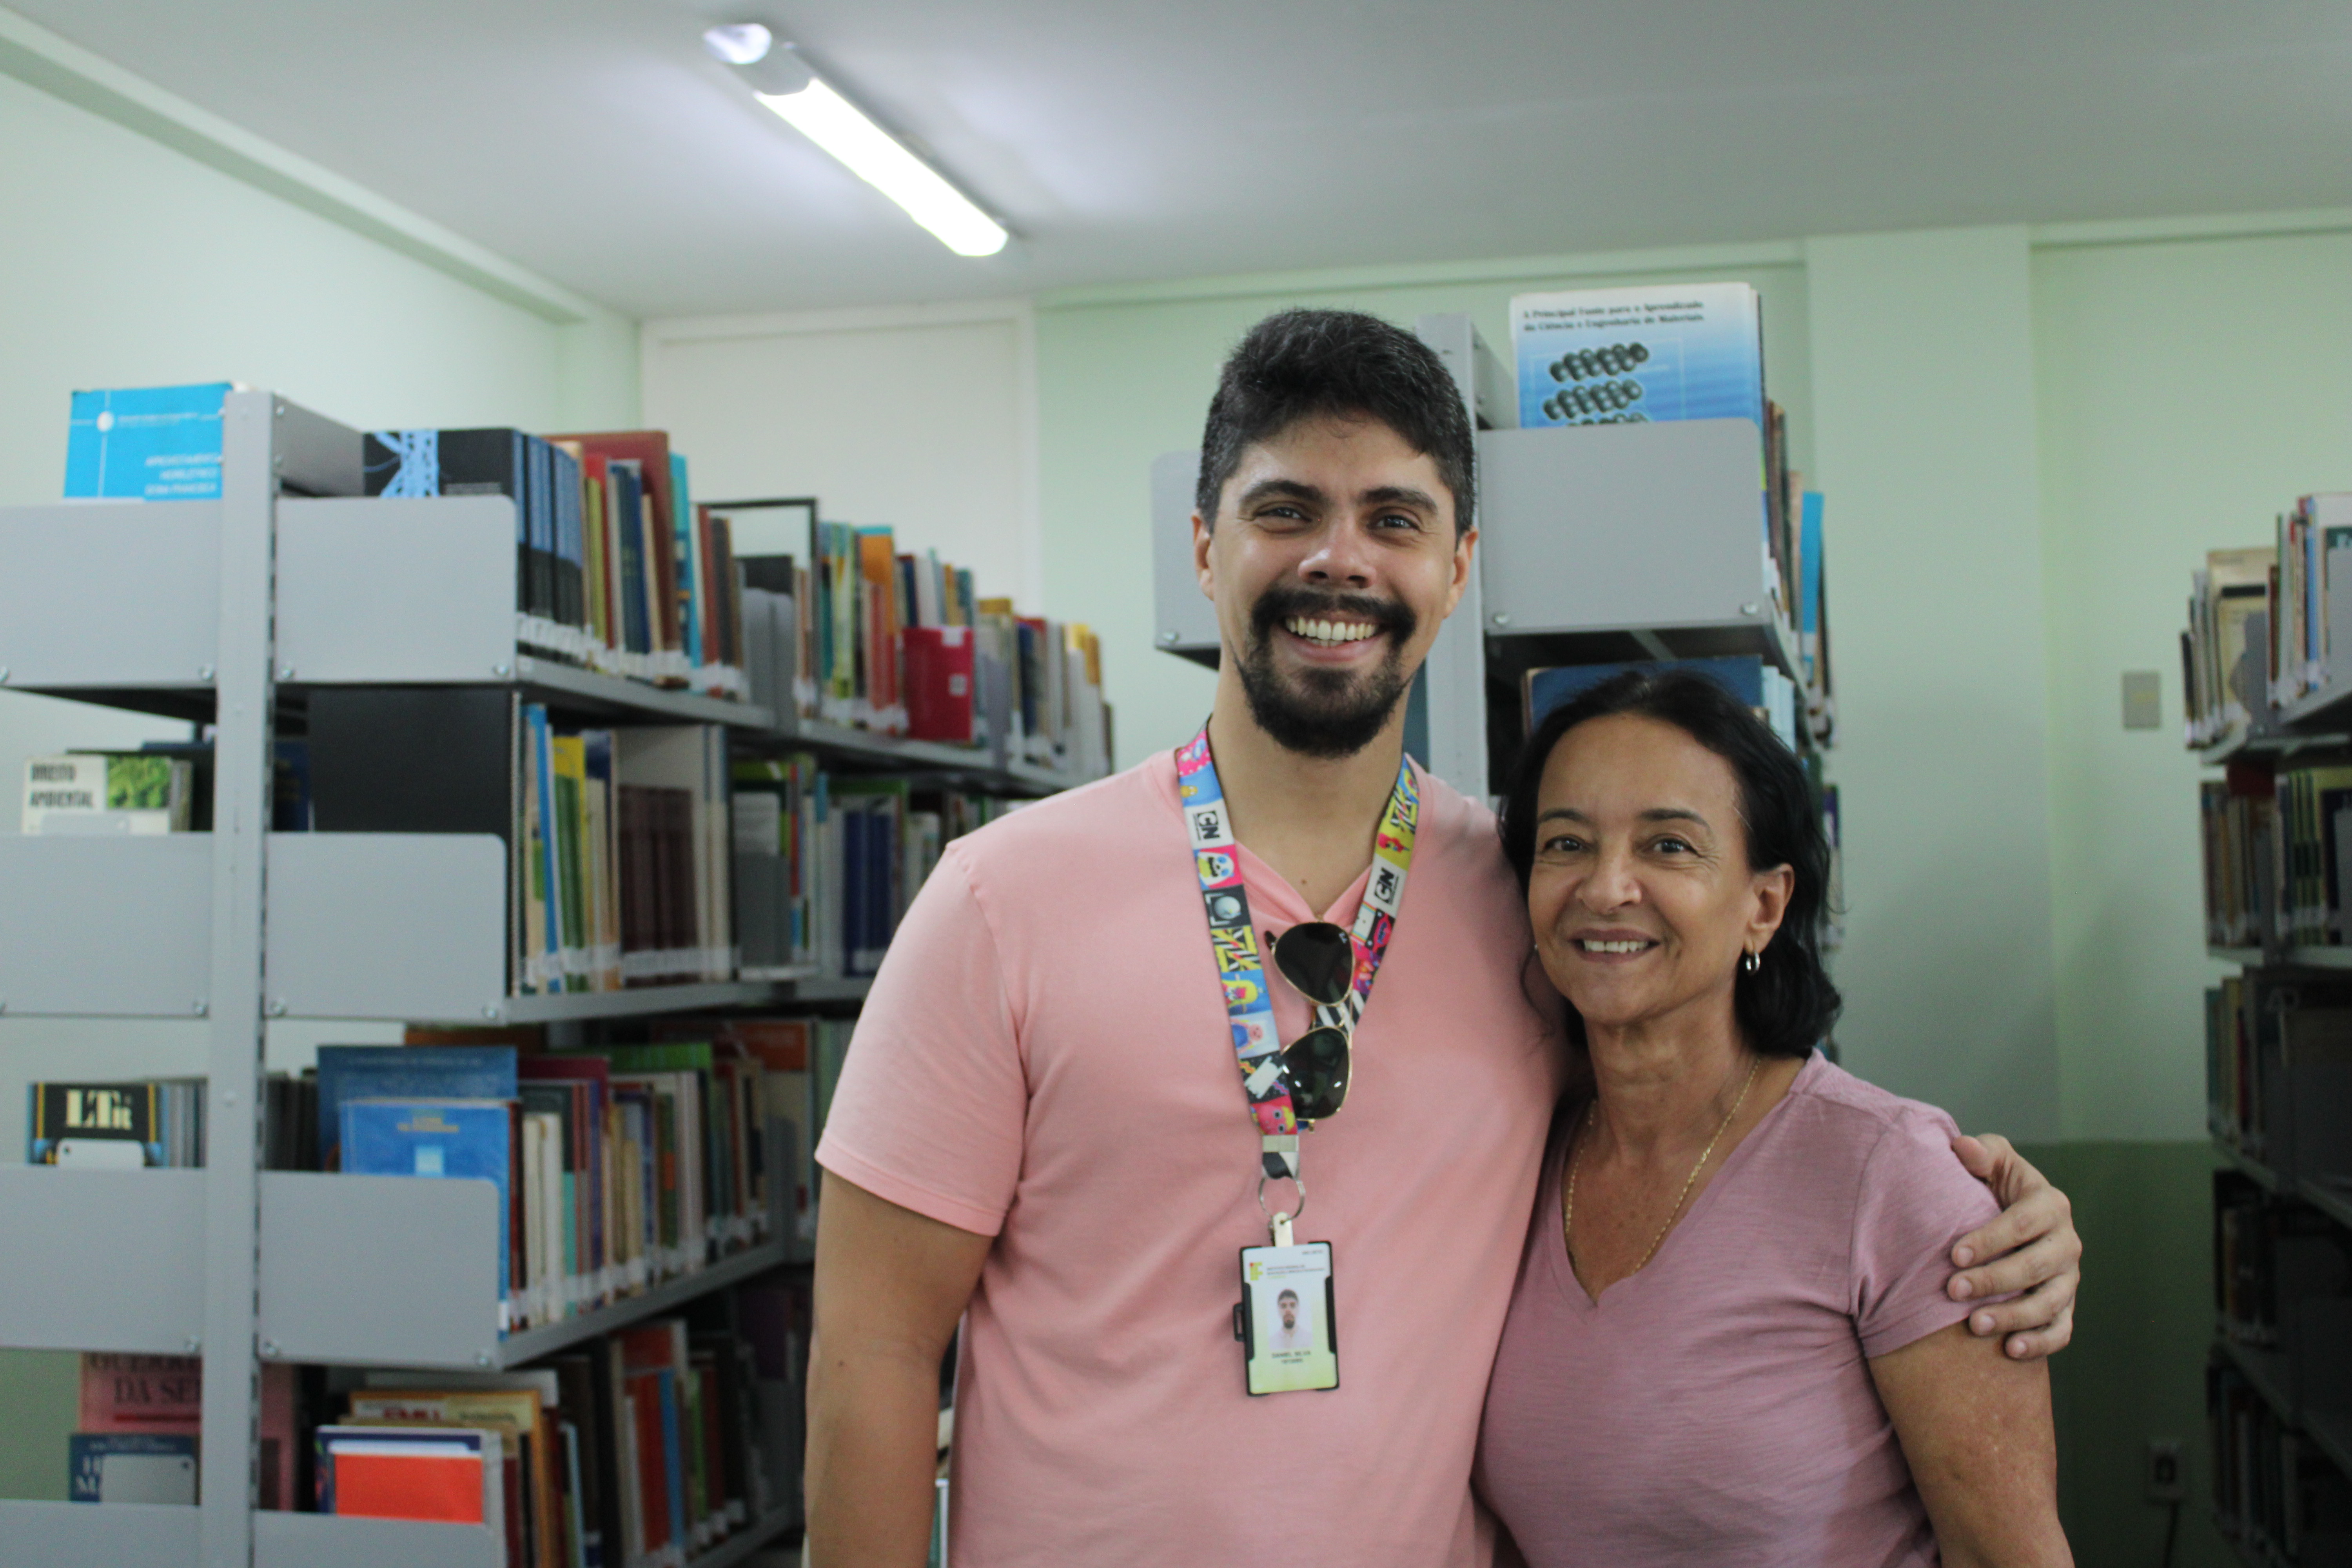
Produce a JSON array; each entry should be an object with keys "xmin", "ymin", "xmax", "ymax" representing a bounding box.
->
[
  {"xmin": 1151, "ymin": 313, "xmax": 1815, "ymax": 801},
  {"xmin": 0, "ymin": 390, "xmax": 1094, "ymax": 1565}
]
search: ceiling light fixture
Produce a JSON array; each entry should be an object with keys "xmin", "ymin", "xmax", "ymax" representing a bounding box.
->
[{"xmin": 702, "ymin": 23, "xmax": 1009, "ymax": 259}]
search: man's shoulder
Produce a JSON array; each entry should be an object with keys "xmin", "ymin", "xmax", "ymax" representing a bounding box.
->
[
  {"xmin": 950, "ymin": 752, "xmax": 1176, "ymax": 873},
  {"xmin": 1408, "ymin": 763, "xmax": 1513, "ymax": 883}
]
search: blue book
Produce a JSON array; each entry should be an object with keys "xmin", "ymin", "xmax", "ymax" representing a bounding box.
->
[
  {"xmin": 340, "ymin": 1098, "xmax": 516, "ymax": 1321},
  {"xmin": 65, "ymin": 383, "xmax": 235, "ymax": 500},
  {"xmin": 1800, "ymin": 491, "xmax": 1827, "ymax": 682},
  {"xmin": 1526, "ymin": 655, "xmax": 1799, "ymax": 749},
  {"xmin": 316, "ymin": 1046, "xmax": 517, "ymax": 1172},
  {"xmin": 657, "ymin": 1368, "xmax": 686, "ymax": 1554},
  {"xmin": 672, "ymin": 453, "xmax": 702, "ymax": 669},
  {"xmin": 1508, "ymin": 284, "xmax": 1764, "ymax": 431},
  {"xmin": 69, "ymin": 1433, "xmax": 198, "ymax": 1503},
  {"xmin": 1526, "ymin": 657, "xmax": 1765, "ymax": 728}
]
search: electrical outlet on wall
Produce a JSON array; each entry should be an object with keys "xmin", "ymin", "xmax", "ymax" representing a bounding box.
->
[{"xmin": 2145, "ymin": 1439, "xmax": 2186, "ymax": 1503}]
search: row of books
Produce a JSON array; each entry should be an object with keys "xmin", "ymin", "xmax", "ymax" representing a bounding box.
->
[
  {"xmin": 300, "ymin": 692, "xmax": 736, "ymax": 996},
  {"xmin": 318, "ymin": 1042, "xmax": 785, "ymax": 1331},
  {"xmin": 2202, "ymin": 768, "xmax": 2281, "ymax": 949},
  {"xmin": 513, "ymin": 711, "xmax": 735, "ymax": 993},
  {"xmin": 1505, "ymin": 283, "xmax": 1833, "ymax": 747},
  {"xmin": 316, "ymin": 1318, "xmax": 778, "ymax": 1568},
  {"xmin": 2197, "ymin": 759, "xmax": 2352, "ymax": 952},
  {"xmin": 363, "ymin": 427, "xmax": 746, "ymax": 699},
  {"xmin": 732, "ymin": 756, "xmax": 1020, "ymax": 978},
  {"xmin": 2214, "ymin": 1171, "xmax": 2352, "ymax": 1348},
  {"xmin": 2265, "ymin": 495, "xmax": 2352, "ymax": 713},
  {"xmin": 2182, "ymin": 507, "xmax": 2352, "ymax": 748},
  {"xmin": 738, "ymin": 519, "xmax": 1113, "ymax": 773},
  {"xmin": 2208, "ymin": 1357, "xmax": 2352, "ymax": 1560},
  {"xmin": 58, "ymin": 1269, "xmax": 813, "ymax": 1568},
  {"xmin": 24, "ymin": 1020, "xmax": 856, "ymax": 1323}
]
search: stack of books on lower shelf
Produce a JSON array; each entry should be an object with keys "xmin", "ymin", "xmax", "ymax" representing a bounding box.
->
[
  {"xmin": 2205, "ymin": 974, "xmax": 2352, "ymax": 1167},
  {"xmin": 2208, "ymin": 1353, "xmax": 2352, "ymax": 1559},
  {"xmin": 67, "ymin": 1354, "xmax": 299, "ymax": 1508},
  {"xmin": 45, "ymin": 1272, "xmax": 812, "ymax": 1568},
  {"xmin": 316, "ymin": 1305, "xmax": 789, "ymax": 1568},
  {"xmin": 731, "ymin": 756, "xmax": 1020, "ymax": 978},
  {"xmin": 318, "ymin": 1042, "xmax": 780, "ymax": 1332}
]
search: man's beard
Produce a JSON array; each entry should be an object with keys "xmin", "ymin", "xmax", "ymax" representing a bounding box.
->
[{"xmin": 1236, "ymin": 585, "xmax": 1418, "ymax": 760}]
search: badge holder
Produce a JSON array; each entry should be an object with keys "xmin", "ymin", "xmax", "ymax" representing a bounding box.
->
[{"xmin": 1232, "ymin": 1175, "xmax": 1339, "ymax": 1396}]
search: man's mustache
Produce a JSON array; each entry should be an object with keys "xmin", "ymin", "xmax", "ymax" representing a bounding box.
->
[{"xmin": 1249, "ymin": 586, "xmax": 1417, "ymax": 646}]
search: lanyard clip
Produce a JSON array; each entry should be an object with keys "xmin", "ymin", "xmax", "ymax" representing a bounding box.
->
[{"xmin": 1269, "ymin": 1211, "xmax": 1295, "ymax": 1248}]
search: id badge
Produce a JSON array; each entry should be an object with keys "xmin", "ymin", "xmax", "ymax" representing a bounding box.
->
[{"xmin": 1234, "ymin": 1241, "xmax": 1339, "ymax": 1395}]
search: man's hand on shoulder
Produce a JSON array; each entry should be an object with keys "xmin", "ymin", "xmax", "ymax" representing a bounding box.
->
[{"xmin": 1944, "ymin": 1134, "xmax": 2080, "ymax": 1362}]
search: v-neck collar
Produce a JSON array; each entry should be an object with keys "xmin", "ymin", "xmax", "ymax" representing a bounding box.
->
[{"xmin": 1548, "ymin": 1050, "xmax": 1824, "ymax": 1312}]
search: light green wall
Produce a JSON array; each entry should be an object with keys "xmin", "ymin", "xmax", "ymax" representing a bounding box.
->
[
  {"xmin": 1804, "ymin": 227, "xmax": 2061, "ymax": 1140},
  {"xmin": 2032, "ymin": 1141, "xmax": 2229, "ymax": 1568},
  {"xmin": 1035, "ymin": 253, "xmax": 1811, "ymax": 770},
  {"xmin": 2034, "ymin": 231, "xmax": 2352, "ymax": 1142}
]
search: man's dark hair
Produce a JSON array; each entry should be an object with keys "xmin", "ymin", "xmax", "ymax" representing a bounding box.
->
[
  {"xmin": 1496, "ymin": 668, "xmax": 1842, "ymax": 1059},
  {"xmin": 1277, "ymin": 1289, "xmax": 1299, "ymax": 1305},
  {"xmin": 1196, "ymin": 309, "xmax": 1474, "ymax": 535}
]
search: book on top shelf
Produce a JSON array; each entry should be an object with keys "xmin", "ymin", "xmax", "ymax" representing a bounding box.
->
[
  {"xmin": 64, "ymin": 381, "xmax": 236, "ymax": 500},
  {"xmin": 1508, "ymin": 283, "xmax": 1764, "ymax": 431},
  {"xmin": 2185, "ymin": 546, "xmax": 2281, "ymax": 746}
]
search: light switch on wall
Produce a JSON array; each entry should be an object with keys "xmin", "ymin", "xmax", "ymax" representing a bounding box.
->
[{"xmin": 2122, "ymin": 670, "xmax": 2162, "ymax": 730}]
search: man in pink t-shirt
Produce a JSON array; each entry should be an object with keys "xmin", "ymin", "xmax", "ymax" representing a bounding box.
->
[{"xmin": 806, "ymin": 309, "xmax": 2084, "ymax": 1568}]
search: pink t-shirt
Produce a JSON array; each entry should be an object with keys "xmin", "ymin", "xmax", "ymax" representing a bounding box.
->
[
  {"xmin": 818, "ymin": 751, "xmax": 1566, "ymax": 1567},
  {"xmin": 1475, "ymin": 1052, "xmax": 1996, "ymax": 1567}
]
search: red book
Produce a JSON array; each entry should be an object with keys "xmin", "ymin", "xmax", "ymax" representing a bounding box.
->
[
  {"xmin": 79, "ymin": 1353, "xmax": 201, "ymax": 1434},
  {"xmin": 317, "ymin": 1425, "xmax": 500, "ymax": 1529},
  {"xmin": 904, "ymin": 625, "xmax": 975, "ymax": 742}
]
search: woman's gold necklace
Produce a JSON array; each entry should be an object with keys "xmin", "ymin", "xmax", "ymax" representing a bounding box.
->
[{"xmin": 1564, "ymin": 1054, "xmax": 1764, "ymax": 1278}]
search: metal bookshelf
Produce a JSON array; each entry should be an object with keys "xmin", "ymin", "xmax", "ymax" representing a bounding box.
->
[
  {"xmin": 0, "ymin": 391, "xmax": 1099, "ymax": 1566},
  {"xmin": 2196, "ymin": 607, "xmax": 2352, "ymax": 1543}
]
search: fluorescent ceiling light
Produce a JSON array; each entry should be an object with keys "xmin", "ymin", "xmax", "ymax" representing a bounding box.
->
[{"xmin": 702, "ymin": 25, "xmax": 1009, "ymax": 259}]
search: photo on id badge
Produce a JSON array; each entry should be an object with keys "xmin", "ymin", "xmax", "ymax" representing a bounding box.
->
[{"xmin": 1239, "ymin": 1241, "xmax": 1338, "ymax": 1395}]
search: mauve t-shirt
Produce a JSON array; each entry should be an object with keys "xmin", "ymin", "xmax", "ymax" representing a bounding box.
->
[{"xmin": 1475, "ymin": 1051, "xmax": 1996, "ymax": 1567}]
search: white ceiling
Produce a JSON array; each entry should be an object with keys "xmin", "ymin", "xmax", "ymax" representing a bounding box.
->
[{"xmin": 17, "ymin": 0, "xmax": 2352, "ymax": 318}]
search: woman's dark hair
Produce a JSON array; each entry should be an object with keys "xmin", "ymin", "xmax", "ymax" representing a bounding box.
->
[
  {"xmin": 1496, "ymin": 667, "xmax": 1841, "ymax": 1058},
  {"xmin": 1196, "ymin": 308, "xmax": 1475, "ymax": 535}
]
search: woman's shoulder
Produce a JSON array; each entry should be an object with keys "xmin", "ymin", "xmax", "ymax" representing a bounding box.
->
[
  {"xmin": 1754, "ymin": 1053, "xmax": 1973, "ymax": 1202},
  {"xmin": 1784, "ymin": 1053, "xmax": 1964, "ymax": 1145}
]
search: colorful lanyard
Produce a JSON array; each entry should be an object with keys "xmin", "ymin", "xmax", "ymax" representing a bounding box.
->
[{"xmin": 1176, "ymin": 722, "xmax": 1420, "ymax": 1185}]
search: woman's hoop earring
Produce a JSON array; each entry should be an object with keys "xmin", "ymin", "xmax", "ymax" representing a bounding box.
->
[{"xmin": 1742, "ymin": 949, "xmax": 1762, "ymax": 975}]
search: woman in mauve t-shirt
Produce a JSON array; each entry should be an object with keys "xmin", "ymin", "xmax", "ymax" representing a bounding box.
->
[{"xmin": 1477, "ymin": 669, "xmax": 2072, "ymax": 1568}]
